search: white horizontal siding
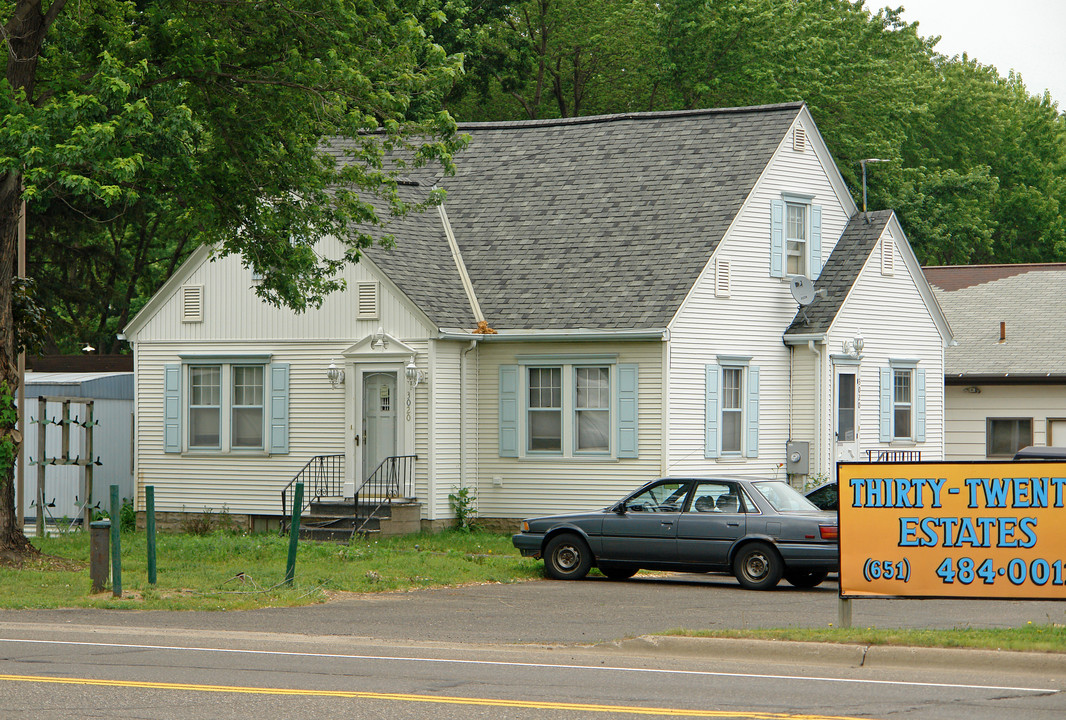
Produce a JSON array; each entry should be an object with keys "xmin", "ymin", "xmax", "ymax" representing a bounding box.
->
[
  {"xmin": 945, "ymin": 385, "xmax": 1066, "ymax": 460},
  {"xmin": 427, "ymin": 340, "xmax": 463, "ymax": 520},
  {"xmin": 135, "ymin": 342, "xmax": 348, "ymax": 515},
  {"xmin": 473, "ymin": 341, "xmax": 663, "ymax": 518},
  {"xmin": 666, "ymin": 116, "xmax": 852, "ymax": 480},
  {"xmin": 829, "ymin": 224, "xmax": 946, "ymax": 471},
  {"xmin": 132, "ymin": 237, "xmax": 435, "ymax": 343}
]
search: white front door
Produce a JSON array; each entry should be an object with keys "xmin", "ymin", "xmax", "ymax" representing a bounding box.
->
[
  {"xmin": 835, "ymin": 368, "xmax": 859, "ymax": 462},
  {"xmin": 362, "ymin": 371, "xmax": 398, "ymax": 480}
]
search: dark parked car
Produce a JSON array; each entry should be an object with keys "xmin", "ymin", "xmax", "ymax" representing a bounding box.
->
[
  {"xmin": 512, "ymin": 477, "xmax": 838, "ymax": 590},
  {"xmin": 804, "ymin": 481, "xmax": 838, "ymax": 511},
  {"xmin": 1013, "ymin": 446, "xmax": 1066, "ymax": 460}
]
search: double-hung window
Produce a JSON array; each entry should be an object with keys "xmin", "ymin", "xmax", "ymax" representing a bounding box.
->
[
  {"xmin": 785, "ymin": 202, "xmax": 807, "ymax": 276},
  {"xmin": 705, "ymin": 357, "xmax": 760, "ymax": 459},
  {"xmin": 189, "ymin": 366, "xmax": 222, "ymax": 448},
  {"xmin": 575, "ymin": 367, "xmax": 610, "ymax": 452},
  {"xmin": 527, "ymin": 365, "xmax": 608, "ymax": 454},
  {"xmin": 528, "ymin": 367, "xmax": 563, "ymax": 452},
  {"xmin": 770, "ymin": 194, "xmax": 822, "ymax": 279},
  {"xmin": 498, "ymin": 358, "xmax": 639, "ymax": 460},
  {"xmin": 231, "ymin": 365, "xmax": 265, "ymax": 448},
  {"xmin": 880, "ymin": 361, "xmax": 926, "ymax": 443},
  {"xmin": 721, "ymin": 367, "xmax": 744, "ymax": 454},
  {"xmin": 165, "ymin": 357, "xmax": 288, "ymax": 454},
  {"xmin": 892, "ymin": 369, "xmax": 912, "ymax": 440}
]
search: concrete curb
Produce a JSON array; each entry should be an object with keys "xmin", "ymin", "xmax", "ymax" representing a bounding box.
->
[{"xmin": 605, "ymin": 635, "xmax": 1066, "ymax": 676}]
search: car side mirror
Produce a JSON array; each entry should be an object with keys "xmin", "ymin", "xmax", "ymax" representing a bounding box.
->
[{"xmin": 612, "ymin": 502, "xmax": 627, "ymax": 514}]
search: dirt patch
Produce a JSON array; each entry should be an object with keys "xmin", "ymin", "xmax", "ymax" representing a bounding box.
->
[{"xmin": 0, "ymin": 549, "xmax": 84, "ymax": 572}]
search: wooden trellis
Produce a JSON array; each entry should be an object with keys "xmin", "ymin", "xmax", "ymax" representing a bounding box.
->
[{"xmin": 29, "ymin": 396, "xmax": 101, "ymax": 534}]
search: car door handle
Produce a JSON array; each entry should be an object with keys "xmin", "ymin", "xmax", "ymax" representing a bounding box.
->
[
  {"xmin": 661, "ymin": 520, "xmax": 674, "ymax": 526},
  {"xmin": 726, "ymin": 522, "xmax": 740, "ymax": 527}
]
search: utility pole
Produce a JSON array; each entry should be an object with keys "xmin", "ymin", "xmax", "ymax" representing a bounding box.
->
[{"xmin": 16, "ymin": 198, "xmax": 26, "ymax": 533}]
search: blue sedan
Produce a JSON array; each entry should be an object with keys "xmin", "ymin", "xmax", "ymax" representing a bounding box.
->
[{"xmin": 513, "ymin": 477, "xmax": 838, "ymax": 590}]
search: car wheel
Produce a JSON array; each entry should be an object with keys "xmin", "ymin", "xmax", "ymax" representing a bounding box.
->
[
  {"xmin": 544, "ymin": 533, "xmax": 593, "ymax": 580},
  {"xmin": 784, "ymin": 570, "xmax": 829, "ymax": 588},
  {"xmin": 733, "ymin": 542, "xmax": 783, "ymax": 590},
  {"xmin": 600, "ymin": 565, "xmax": 638, "ymax": 580}
]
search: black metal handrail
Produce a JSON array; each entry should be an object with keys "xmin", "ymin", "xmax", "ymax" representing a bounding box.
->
[
  {"xmin": 281, "ymin": 454, "xmax": 344, "ymax": 531},
  {"xmin": 865, "ymin": 449, "xmax": 922, "ymax": 463},
  {"xmin": 353, "ymin": 455, "xmax": 417, "ymax": 536}
]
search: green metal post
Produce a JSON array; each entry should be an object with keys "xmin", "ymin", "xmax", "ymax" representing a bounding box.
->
[
  {"xmin": 285, "ymin": 482, "xmax": 303, "ymax": 585},
  {"xmin": 110, "ymin": 484, "xmax": 121, "ymax": 597},
  {"xmin": 146, "ymin": 485, "xmax": 157, "ymax": 585}
]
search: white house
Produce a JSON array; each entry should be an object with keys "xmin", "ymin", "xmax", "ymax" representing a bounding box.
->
[
  {"xmin": 925, "ymin": 263, "xmax": 1066, "ymax": 459},
  {"xmin": 122, "ymin": 103, "xmax": 952, "ymax": 532}
]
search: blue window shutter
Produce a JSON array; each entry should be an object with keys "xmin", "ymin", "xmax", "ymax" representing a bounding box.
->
[
  {"xmin": 915, "ymin": 368, "xmax": 927, "ymax": 442},
  {"xmin": 616, "ymin": 364, "xmax": 639, "ymax": 458},
  {"xmin": 705, "ymin": 365, "xmax": 720, "ymax": 458},
  {"xmin": 499, "ymin": 365, "xmax": 519, "ymax": 457},
  {"xmin": 770, "ymin": 199, "xmax": 785, "ymax": 278},
  {"xmin": 879, "ymin": 368, "xmax": 892, "ymax": 442},
  {"xmin": 164, "ymin": 363, "xmax": 180, "ymax": 453},
  {"xmin": 269, "ymin": 363, "xmax": 290, "ymax": 454},
  {"xmin": 746, "ymin": 366, "xmax": 760, "ymax": 458},
  {"xmin": 810, "ymin": 205, "xmax": 823, "ymax": 279}
]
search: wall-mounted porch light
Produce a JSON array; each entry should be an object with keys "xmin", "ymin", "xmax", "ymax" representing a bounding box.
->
[
  {"xmin": 371, "ymin": 326, "xmax": 388, "ymax": 350},
  {"xmin": 326, "ymin": 358, "xmax": 345, "ymax": 388},
  {"xmin": 405, "ymin": 357, "xmax": 427, "ymax": 388},
  {"xmin": 842, "ymin": 331, "xmax": 864, "ymax": 359}
]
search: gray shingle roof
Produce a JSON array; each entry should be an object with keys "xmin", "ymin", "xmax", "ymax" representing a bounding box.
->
[
  {"xmin": 784, "ymin": 211, "xmax": 893, "ymax": 337},
  {"xmin": 930, "ymin": 265, "xmax": 1066, "ymax": 377},
  {"xmin": 331, "ymin": 104, "xmax": 804, "ymax": 330}
]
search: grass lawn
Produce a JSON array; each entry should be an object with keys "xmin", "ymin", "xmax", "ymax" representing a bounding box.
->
[
  {"xmin": 664, "ymin": 626, "xmax": 1066, "ymax": 654},
  {"xmin": 0, "ymin": 529, "xmax": 542, "ymax": 610},
  {"xmin": 3, "ymin": 529, "xmax": 1064, "ymax": 654}
]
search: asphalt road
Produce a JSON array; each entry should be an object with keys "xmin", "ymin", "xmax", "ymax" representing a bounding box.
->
[
  {"xmin": 3, "ymin": 575, "xmax": 1065, "ymax": 719},
  {"xmin": 2, "ymin": 625, "xmax": 1063, "ymax": 720},
  {"xmin": 2, "ymin": 573, "xmax": 1063, "ymax": 644}
]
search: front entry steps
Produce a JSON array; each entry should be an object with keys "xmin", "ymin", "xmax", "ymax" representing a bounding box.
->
[{"xmin": 297, "ymin": 499, "xmax": 421, "ymax": 542}]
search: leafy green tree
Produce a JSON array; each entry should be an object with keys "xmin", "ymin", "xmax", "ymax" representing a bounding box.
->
[{"xmin": 0, "ymin": 0, "xmax": 464, "ymax": 555}]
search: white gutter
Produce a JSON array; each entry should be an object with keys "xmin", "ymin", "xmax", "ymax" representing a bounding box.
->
[
  {"xmin": 438, "ymin": 328, "xmax": 668, "ymax": 342},
  {"xmin": 436, "ymin": 198, "xmax": 485, "ymax": 324}
]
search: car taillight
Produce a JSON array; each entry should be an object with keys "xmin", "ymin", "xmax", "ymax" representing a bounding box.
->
[{"xmin": 819, "ymin": 525, "xmax": 838, "ymax": 541}]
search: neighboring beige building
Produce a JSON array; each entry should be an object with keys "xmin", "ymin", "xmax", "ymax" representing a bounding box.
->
[
  {"xmin": 123, "ymin": 103, "xmax": 952, "ymax": 532},
  {"xmin": 925, "ymin": 264, "xmax": 1066, "ymax": 460}
]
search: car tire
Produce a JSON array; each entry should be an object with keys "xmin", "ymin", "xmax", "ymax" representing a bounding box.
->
[
  {"xmin": 733, "ymin": 542, "xmax": 783, "ymax": 590},
  {"xmin": 784, "ymin": 570, "xmax": 829, "ymax": 588},
  {"xmin": 600, "ymin": 565, "xmax": 638, "ymax": 580},
  {"xmin": 544, "ymin": 533, "xmax": 593, "ymax": 580}
]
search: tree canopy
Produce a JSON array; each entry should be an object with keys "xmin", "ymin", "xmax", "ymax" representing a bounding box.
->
[{"xmin": 0, "ymin": 0, "xmax": 464, "ymax": 552}]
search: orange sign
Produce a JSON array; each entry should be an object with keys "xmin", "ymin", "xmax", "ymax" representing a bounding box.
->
[{"xmin": 838, "ymin": 462, "xmax": 1066, "ymax": 599}]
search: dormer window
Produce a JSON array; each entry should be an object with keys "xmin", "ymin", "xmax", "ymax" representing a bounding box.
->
[{"xmin": 786, "ymin": 202, "xmax": 808, "ymax": 276}]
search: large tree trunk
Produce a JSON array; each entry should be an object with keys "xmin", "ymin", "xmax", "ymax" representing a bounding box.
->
[{"xmin": 1, "ymin": 0, "xmax": 58, "ymax": 556}]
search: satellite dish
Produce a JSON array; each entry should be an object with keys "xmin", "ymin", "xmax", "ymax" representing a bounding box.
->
[{"xmin": 789, "ymin": 275, "xmax": 816, "ymax": 305}]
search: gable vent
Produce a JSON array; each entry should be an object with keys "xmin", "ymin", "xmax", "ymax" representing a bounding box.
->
[
  {"xmin": 181, "ymin": 285, "xmax": 204, "ymax": 323},
  {"xmin": 357, "ymin": 282, "xmax": 379, "ymax": 319},
  {"xmin": 881, "ymin": 236, "xmax": 895, "ymax": 276},
  {"xmin": 715, "ymin": 259, "xmax": 731, "ymax": 298},
  {"xmin": 793, "ymin": 126, "xmax": 807, "ymax": 152}
]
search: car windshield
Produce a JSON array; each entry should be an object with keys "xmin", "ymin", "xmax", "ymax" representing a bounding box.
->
[{"xmin": 752, "ymin": 481, "xmax": 821, "ymax": 512}]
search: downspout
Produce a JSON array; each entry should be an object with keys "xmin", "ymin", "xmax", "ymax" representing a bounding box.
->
[
  {"xmin": 460, "ymin": 338, "xmax": 478, "ymax": 521},
  {"xmin": 808, "ymin": 340, "xmax": 821, "ymax": 483}
]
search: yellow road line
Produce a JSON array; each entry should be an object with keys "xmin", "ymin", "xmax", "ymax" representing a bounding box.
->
[{"xmin": 0, "ymin": 673, "xmax": 871, "ymax": 719}]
